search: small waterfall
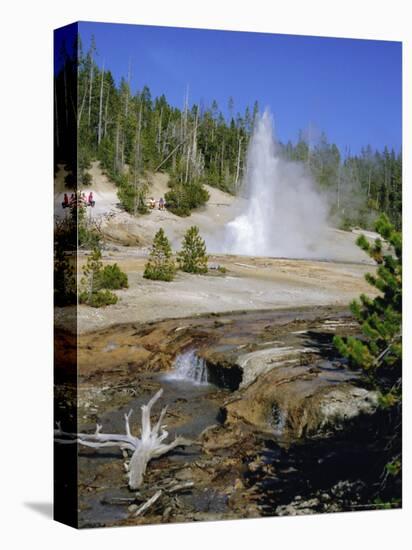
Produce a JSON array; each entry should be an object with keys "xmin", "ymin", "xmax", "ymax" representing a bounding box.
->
[{"xmin": 165, "ymin": 349, "xmax": 209, "ymax": 385}]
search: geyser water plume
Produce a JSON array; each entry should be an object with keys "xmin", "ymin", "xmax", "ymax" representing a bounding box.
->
[{"xmin": 224, "ymin": 109, "xmax": 328, "ymax": 258}]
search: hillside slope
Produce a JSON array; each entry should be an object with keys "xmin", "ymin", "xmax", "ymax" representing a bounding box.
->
[{"xmin": 54, "ymin": 161, "xmax": 376, "ymax": 263}]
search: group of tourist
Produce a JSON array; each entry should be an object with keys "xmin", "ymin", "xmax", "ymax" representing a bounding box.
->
[
  {"xmin": 148, "ymin": 197, "xmax": 166, "ymax": 210},
  {"xmin": 62, "ymin": 191, "xmax": 95, "ymax": 209}
]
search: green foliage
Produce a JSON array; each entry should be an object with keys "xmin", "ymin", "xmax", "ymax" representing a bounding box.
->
[
  {"xmin": 334, "ymin": 214, "xmax": 402, "ymax": 504},
  {"xmin": 54, "ymin": 215, "xmax": 77, "ymax": 306},
  {"xmin": 80, "ymin": 247, "xmax": 104, "ymax": 300},
  {"xmin": 80, "ymin": 247, "xmax": 126, "ymax": 306},
  {"xmin": 82, "ymin": 171, "xmax": 92, "ymax": 186},
  {"xmin": 77, "ymin": 205, "xmax": 101, "ymax": 249},
  {"xmin": 117, "ymin": 179, "xmax": 137, "ymax": 213},
  {"xmin": 177, "ymin": 226, "xmax": 208, "ymax": 274},
  {"xmin": 282, "ymin": 138, "xmax": 402, "ymax": 231},
  {"xmin": 143, "ymin": 228, "xmax": 176, "ymax": 281},
  {"xmin": 59, "ymin": 35, "xmax": 402, "ymax": 231},
  {"xmin": 165, "ymin": 182, "xmax": 210, "ymax": 217},
  {"xmin": 373, "ymin": 497, "xmax": 401, "ymax": 510},
  {"xmin": 333, "ymin": 214, "xmax": 401, "ymax": 395},
  {"xmin": 54, "ymin": 245, "xmax": 76, "ymax": 306},
  {"xmin": 102, "ymin": 167, "xmax": 149, "ymax": 215},
  {"xmin": 74, "ymin": 37, "xmax": 253, "ymax": 203},
  {"xmin": 79, "ymin": 288, "xmax": 118, "ymax": 307},
  {"xmin": 385, "ymin": 458, "xmax": 401, "ymax": 477},
  {"xmin": 100, "ymin": 263, "xmax": 128, "ymax": 289}
]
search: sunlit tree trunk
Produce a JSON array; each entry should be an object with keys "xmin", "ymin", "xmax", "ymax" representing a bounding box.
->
[{"xmin": 97, "ymin": 61, "xmax": 105, "ymax": 145}]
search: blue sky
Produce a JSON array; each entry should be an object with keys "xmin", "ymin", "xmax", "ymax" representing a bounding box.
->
[{"xmin": 79, "ymin": 22, "xmax": 402, "ymax": 154}]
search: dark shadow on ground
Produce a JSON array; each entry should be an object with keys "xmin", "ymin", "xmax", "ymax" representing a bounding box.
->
[{"xmin": 304, "ymin": 330, "xmax": 341, "ymax": 360}]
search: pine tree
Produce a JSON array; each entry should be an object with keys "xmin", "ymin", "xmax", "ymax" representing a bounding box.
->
[
  {"xmin": 144, "ymin": 228, "xmax": 176, "ymax": 281},
  {"xmin": 79, "ymin": 246, "xmax": 118, "ymax": 306},
  {"xmin": 81, "ymin": 247, "xmax": 104, "ymax": 299},
  {"xmin": 334, "ymin": 214, "xmax": 402, "ymax": 504},
  {"xmin": 177, "ymin": 226, "xmax": 208, "ymax": 274},
  {"xmin": 334, "ymin": 214, "xmax": 402, "ymax": 400},
  {"xmin": 72, "ymin": 35, "xmax": 402, "ymax": 226}
]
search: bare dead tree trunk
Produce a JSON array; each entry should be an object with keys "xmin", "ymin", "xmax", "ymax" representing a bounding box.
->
[
  {"xmin": 115, "ymin": 119, "xmax": 120, "ymax": 173},
  {"xmin": 103, "ymin": 87, "xmax": 110, "ymax": 139},
  {"xmin": 184, "ymin": 142, "xmax": 191, "ymax": 184},
  {"xmin": 155, "ymin": 127, "xmax": 196, "ymax": 173},
  {"xmin": 220, "ymin": 140, "xmax": 225, "ymax": 179},
  {"xmin": 133, "ymin": 103, "xmax": 143, "ymax": 215},
  {"xmin": 88, "ymin": 270, "xmax": 94, "ymax": 302},
  {"xmin": 235, "ymin": 134, "xmax": 243, "ymax": 188},
  {"xmin": 367, "ymin": 165, "xmax": 372, "ymax": 199},
  {"xmin": 337, "ymin": 164, "xmax": 341, "ymax": 210},
  {"xmin": 97, "ymin": 61, "xmax": 105, "ymax": 145},
  {"xmin": 55, "ymin": 389, "xmax": 193, "ymax": 490},
  {"xmin": 157, "ymin": 107, "xmax": 163, "ymax": 154},
  {"xmin": 125, "ymin": 58, "xmax": 132, "ymax": 119},
  {"xmin": 121, "ymin": 77, "xmax": 131, "ymax": 169},
  {"xmin": 190, "ymin": 106, "xmax": 199, "ymax": 180},
  {"xmin": 87, "ymin": 55, "xmax": 94, "ymax": 128},
  {"xmin": 183, "ymin": 86, "xmax": 189, "ymax": 183},
  {"xmin": 77, "ymin": 77, "xmax": 89, "ymax": 131}
]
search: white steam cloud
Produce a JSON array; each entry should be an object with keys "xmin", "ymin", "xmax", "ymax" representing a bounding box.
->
[{"xmin": 220, "ymin": 109, "xmax": 329, "ymax": 258}]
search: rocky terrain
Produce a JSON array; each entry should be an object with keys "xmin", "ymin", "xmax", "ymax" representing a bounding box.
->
[
  {"xmin": 55, "ymin": 306, "xmax": 389, "ymax": 527},
  {"xmin": 54, "ymin": 161, "xmax": 390, "ymax": 526}
]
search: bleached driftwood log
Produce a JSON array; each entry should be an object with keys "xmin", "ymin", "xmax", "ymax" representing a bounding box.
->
[
  {"xmin": 134, "ymin": 490, "xmax": 162, "ymax": 517},
  {"xmin": 55, "ymin": 388, "xmax": 192, "ymax": 490}
]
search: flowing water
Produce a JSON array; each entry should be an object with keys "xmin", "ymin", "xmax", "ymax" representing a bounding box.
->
[
  {"xmin": 164, "ymin": 349, "xmax": 209, "ymax": 385},
  {"xmin": 224, "ymin": 109, "xmax": 328, "ymax": 258}
]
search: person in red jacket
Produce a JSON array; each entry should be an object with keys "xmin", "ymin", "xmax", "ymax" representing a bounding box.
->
[{"xmin": 88, "ymin": 191, "xmax": 95, "ymax": 206}]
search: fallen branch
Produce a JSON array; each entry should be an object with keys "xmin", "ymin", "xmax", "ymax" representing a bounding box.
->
[
  {"xmin": 55, "ymin": 388, "xmax": 193, "ymax": 490},
  {"xmin": 134, "ymin": 490, "xmax": 162, "ymax": 517}
]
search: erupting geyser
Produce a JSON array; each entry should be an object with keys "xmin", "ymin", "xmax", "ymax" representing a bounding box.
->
[{"xmin": 225, "ymin": 109, "xmax": 328, "ymax": 258}]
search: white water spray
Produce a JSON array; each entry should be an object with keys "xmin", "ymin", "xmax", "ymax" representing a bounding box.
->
[
  {"xmin": 165, "ymin": 349, "xmax": 209, "ymax": 385},
  {"xmin": 224, "ymin": 109, "xmax": 328, "ymax": 258}
]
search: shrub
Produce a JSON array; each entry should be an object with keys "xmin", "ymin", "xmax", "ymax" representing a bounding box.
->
[
  {"xmin": 110, "ymin": 171, "xmax": 149, "ymax": 215},
  {"xmin": 117, "ymin": 180, "xmax": 137, "ymax": 213},
  {"xmin": 80, "ymin": 247, "xmax": 126, "ymax": 306},
  {"xmin": 79, "ymin": 289, "xmax": 118, "ymax": 308},
  {"xmin": 78, "ymin": 206, "xmax": 101, "ymax": 249},
  {"xmin": 177, "ymin": 226, "xmax": 208, "ymax": 274},
  {"xmin": 144, "ymin": 228, "xmax": 176, "ymax": 281},
  {"xmin": 82, "ymin": 171, "xmax": 92, "ymax": 186},
  {"xmin": 100, "ymin": 263, "xmax": 128, "ymax": 290},
  {"xmin": 165, "ymin": 182, "xmax": 209, "ymax": 217}
]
